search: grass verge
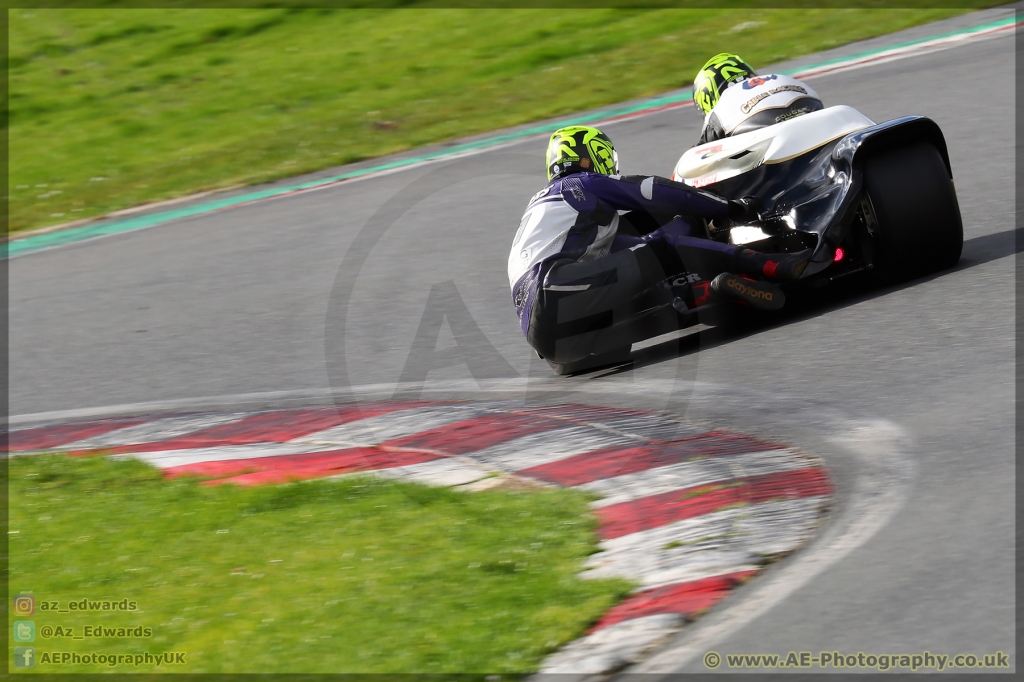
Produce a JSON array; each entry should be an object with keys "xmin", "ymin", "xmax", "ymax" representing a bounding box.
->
[
  {"xmin": 9, "ymin": 454, "xmax": 632, "ymax": 673},
  {"xmin": 9, "ymin": 6, "xmax": 984, "ymax": 234}
]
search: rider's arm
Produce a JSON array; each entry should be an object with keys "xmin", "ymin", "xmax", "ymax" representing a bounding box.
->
[
  {"xmin": 581, "ymin": 172, "xmax": 732, "ymax": 220},
  {"xmin": 698, "ymin": 112, "xmax": 726, "ymax": 145}
]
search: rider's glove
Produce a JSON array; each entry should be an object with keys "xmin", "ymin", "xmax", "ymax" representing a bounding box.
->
[{"xmin": 725, "ymin": 196, "xmax": 763, "ymax": 224}]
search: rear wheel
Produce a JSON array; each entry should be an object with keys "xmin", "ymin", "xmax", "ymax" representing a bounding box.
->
[{"xmin": 862, "ymin": 142, "xmax": 963, "ymax": 283}]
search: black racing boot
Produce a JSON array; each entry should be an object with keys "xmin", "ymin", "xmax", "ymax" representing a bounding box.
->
[
  {"xmin": 710, "ymin": 273, "xmax": 785, "ymax": 311},
  {"xmin": 736, "ymin": 248, "xmax": 813, "ymax": 281}
]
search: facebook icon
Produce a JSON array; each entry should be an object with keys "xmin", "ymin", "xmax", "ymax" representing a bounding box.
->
[{"xmin": 14, "ymin": 646, "xmax": 35, "ymax": 668}]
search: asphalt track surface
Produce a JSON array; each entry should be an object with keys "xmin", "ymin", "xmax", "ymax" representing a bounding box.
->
[{"xmin": 9, "ymin": 9, "xmax": 1016, "ymax": 673}]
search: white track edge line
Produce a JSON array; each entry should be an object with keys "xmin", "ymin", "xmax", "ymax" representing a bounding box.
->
[{"xmin": 626, "ymin": 419, "xmax": 914, "ymax": 673}]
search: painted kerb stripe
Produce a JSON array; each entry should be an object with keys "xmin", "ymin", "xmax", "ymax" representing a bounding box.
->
[
  {"xmin": 11, "ymin": 402, "xmax": 832, "ymax": 673},
  {"xmin": 7, "ymin": 15, "xmax": 1016, "ymax": 259}
]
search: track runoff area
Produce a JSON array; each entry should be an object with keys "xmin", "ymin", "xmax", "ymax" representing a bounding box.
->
[{"xmin": 9, "ymin": 9, "xmax": 1017, "ymax": 676}]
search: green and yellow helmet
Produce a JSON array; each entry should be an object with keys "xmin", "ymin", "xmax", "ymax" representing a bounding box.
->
[
  {"xmin": 693, "ymin": 53, "xmax": 757, "ymax": 117},
  {"xmin": 545, "ymin": 126, "xmax": 619, "ymax": 181}
]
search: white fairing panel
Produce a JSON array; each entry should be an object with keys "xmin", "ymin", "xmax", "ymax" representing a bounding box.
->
[
  {"xmin": 704, "ymin": 73, "xmax": 821, "ymax": 137},
  {"xmin": 508, "ymin": 199, "xmax": 575, "ymax": 289},
  {"xmin": 674, "ymin": 105, "xmax": 876, "ymax": 188}
]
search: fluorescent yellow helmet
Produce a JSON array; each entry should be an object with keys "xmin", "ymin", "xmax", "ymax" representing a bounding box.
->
[
  {"xmin": 545, "ymin": 126, "xmax": 619, "ymax": 181},
  {"xmin": 693, "ymin": 53, "xmax": 757, "ymax": 116}
]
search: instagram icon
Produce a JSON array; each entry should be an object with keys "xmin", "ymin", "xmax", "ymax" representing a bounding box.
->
[{"xmin": 13, "ymin": 594, "xmax": 35, "ymax": 616}]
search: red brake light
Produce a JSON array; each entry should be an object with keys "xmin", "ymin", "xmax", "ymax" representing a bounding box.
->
[{"xmin": 834, "ymin": 247, "xmax": 845, "ymax": 262}]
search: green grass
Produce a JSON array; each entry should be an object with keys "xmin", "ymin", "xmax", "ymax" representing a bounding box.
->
[
  {"xmin": 9, "ymin": 454, "xmax": 632, "ymax": 674},
  {"xmin": 9, "ymin": 6, "xmax": 981, "ymax": 233}
]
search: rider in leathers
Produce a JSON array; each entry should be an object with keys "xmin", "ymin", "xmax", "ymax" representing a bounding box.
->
[
  {"xmin": 692, "ymin": 53, "xmax": 823, "ymax": 144},
  {"xmin": 509, "ymin": 126, "xmax": 810, "ymax": 368}
]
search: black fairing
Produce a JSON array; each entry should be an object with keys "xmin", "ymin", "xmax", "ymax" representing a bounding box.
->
[{"xmin": 705, "ymin": 115, "xmax": 951, "ymax": 281}]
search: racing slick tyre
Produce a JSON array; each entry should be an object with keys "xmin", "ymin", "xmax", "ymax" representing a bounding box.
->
[
  {"xmin": 544, "ymin": 346, "xmax": 632, "ymax": 376},
  {"xmin": 863, "ymin": 141, "xmax": 963, "ymax": 283}
]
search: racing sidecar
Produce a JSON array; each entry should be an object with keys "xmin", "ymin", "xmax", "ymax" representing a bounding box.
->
[
  {"xmin": 544, "ymin": 105, "xmax": 963, "ymax": 376},
  {"xmin": 672, "ymin": 104, "xmax": 963, "ymax": 286}
]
